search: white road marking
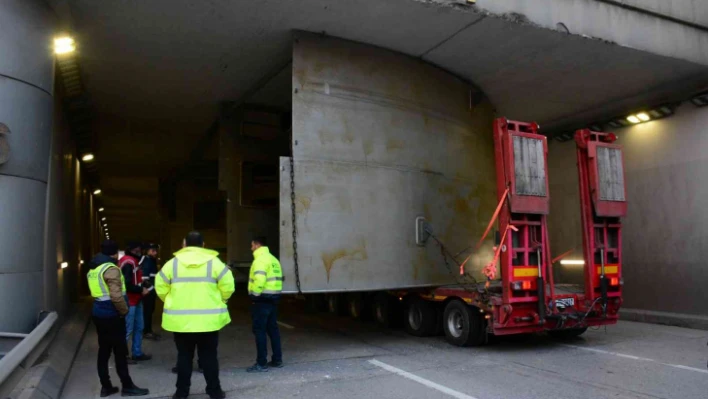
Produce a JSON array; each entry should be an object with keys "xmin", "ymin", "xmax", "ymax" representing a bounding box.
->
[
  {"xmin": 277, "ymin": 321, "xmax": 294, "ymax": 329},
  {"xmin": 368, "ymin": 359, "xmax": 479, "ymax": 399},
  {"xmin": 561, "ymin": 344, "xmax": 708, "ymax": 375}
]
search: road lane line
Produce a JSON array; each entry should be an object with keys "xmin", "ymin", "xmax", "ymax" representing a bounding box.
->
[
  {"xmin": 368, "ymin": 359, "xmax": 479, "ymax": 399},
  {"xmin": 277, "ymin": 321, "xmax": 295, "ymax": 329},
  {"xmin": 561, "ymin": 344, "xmax": 708, "ymax": 375}
]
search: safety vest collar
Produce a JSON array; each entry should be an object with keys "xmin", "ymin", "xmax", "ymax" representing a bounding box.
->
[{"xmin": 253, "ymin": 246, "xmax": 270, "ymax": 259}]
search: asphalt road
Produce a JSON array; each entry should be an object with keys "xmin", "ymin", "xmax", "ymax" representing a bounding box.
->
[{"xmin": 63, "ymin": 295, "xmax": 708, "ymax": 399}]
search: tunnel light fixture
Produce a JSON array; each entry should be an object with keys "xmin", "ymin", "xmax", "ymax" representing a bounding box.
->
[
  {"xmin": 560, "ymin": 260, "xmax": 585, "ymax": 265},
  {"xmin": 93, "ymin": 189, "xmax": 101, "ymax": 195},
  {"xmin": 636, "ymin": 112, "xmax": 650, "ymax": 122},
  {"xmin": 98, "ymin": 207, "xmax": 105, "ymax": 212},
  {"xmin": 101, "ymin": 217, "xmax": 106, "ymax": 221},
  {"xmin": 54, "ymin": 37, "xmax": 76, "ymax": 55},
  {"xmin": 60, "ymin": 262, "xmax": 69, "ymax": 269},
  {"xmin": 80, "ymin": 260, "xmax": 84, "ymax": 265},
  {"xmin": 626, "ymin": 115, "xmax": 641, "ymax": 124},
  {"xmin": 81, "ymin": 153, "xmax": 95, "ymax": 162},
  {"xmin": 690, "ymin": 92, "xmax": 708, "ymax": 107}
]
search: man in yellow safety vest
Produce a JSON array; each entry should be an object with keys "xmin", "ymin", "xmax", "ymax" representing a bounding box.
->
[
  {"xmin": 246, "ymin": 236, "xmax": 284, "ymax": 373},
  {"xmin": 87, "ymin": 239, "xmax": 149, "ymax": 397},
  {"xmin": 156, "ymin": 231, "xmax": 234, "ymax": 399}
]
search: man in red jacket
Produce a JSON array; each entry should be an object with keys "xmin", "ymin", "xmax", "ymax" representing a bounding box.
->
[{"xmin": 119, "ymin": 241, "xmax": 152, "ymax": 362}]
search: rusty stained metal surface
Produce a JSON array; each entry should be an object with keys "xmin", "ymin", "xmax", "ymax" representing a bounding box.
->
[{"xmin": 280, "ymin": 32, "xmax": 499, "ymax": 293}]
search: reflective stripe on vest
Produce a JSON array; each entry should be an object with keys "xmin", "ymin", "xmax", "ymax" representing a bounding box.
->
[
  {"xmin": 162, "ymin": 258, "xmax": 230, "ymax": 317},
  {"xmin": 171, "ymin": 258, "xmax": 216, "ymax": 283},
  {"xmin": 163, "ymin": 308, "xmax": 229, "ymax": 315},
  {"xmin": 91, "ymin": 263, "xmax": 126, "ymax": 301}
]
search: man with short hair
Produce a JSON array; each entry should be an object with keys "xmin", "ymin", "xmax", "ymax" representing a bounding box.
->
[
  {"xmin": 156, "ymin": 231, "xmax": 235, "ymax": 399},
  {"xmin": 141, "ymin": 243, "xmax": 161, "ymax": 340},
  {"xmin": 119, "ymin": 241, "xmax": 152, "ymax": 362},
  {"xmin": 246, "ymin": 236, "xmax": 284, "ymax": 373},
  {"xmin": 88, "ymin": 240, "xmax": 149, "ymax": 397}
]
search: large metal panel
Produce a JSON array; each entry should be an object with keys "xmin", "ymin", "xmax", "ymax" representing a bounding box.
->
[
  {"xmin": 282, "ymin": 33, "xmax": 497, "ymax": 293},
  {"xmin": 596, "ymin": 146, "xmax": 626, "ymax": 201},
  {"xmin": 0, "ymin": 271, "xmax": 42, "ymax": 332},
  {"xmin": 0, "ymin": 77, "xmax": 53, "ymax": 182},
  {"xmin": 513, "ymin": 136, "xmax": 547, "ymax": 197}
]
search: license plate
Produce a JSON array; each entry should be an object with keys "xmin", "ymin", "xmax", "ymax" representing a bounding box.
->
[{"xmin": 555, "ymin": 298, "xmax": 575, "ymax": 308}]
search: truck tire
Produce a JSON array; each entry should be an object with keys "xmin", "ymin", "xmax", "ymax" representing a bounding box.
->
[
  {"xmin": 443, "ymin": 300, "xmax": 485, "ymax": 347},
  {"xmin": 372, "ymin": 293, "xmax": 400, "ymax": 328},
  {"xmin": 548, "ymin": 328, "xmax": 587, "ymax": 339},
  {"xmin": 347, "ymin": 293, "xmax": 367, "ymax": 320},
  {"xmin": 326, "ymin": 294, "xmax": 346, "ymax": 315},
  {"xmin": 404, "ymin": 297, "xmax": 438, "ymax": 337}
]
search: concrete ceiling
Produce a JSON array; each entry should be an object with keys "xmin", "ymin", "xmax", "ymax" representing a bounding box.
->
[{"xmin": 55, "ymin": 0, "xmax": 708, "ymax": 243}]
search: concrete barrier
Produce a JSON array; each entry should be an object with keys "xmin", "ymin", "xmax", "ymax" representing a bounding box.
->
[{"xmin": 621, "ymin": 308, "xmax": 708, "ymax": 331}]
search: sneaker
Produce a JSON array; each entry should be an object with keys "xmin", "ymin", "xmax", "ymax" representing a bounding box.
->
[
  {"xmin": 208, "ymin": 390, "xmax": 226, "ymax": 399},
  {"xmin": 268, "ymin": 360, "xmax": 284, "ymax": 368},
  {"xmin": 246, "ymin": 363, "xmax": 269, "ymax": 373},
  {"xmin": 121, "ymin": 385, "xmax": 149, "ymax": 396},
  {"xmin": 132, "ymin": 354, "xmax": 152, "ymax": 361},
  {"xmin": 100, "ymin": 386, "xmax": 119, "ymax": 397}
]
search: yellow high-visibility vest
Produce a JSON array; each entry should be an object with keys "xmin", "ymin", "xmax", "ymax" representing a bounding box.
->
[
  {"xmin": 87, "ymin": 262, "xmax": 126, "ymax": 301},
  {"xmin": 248, "ymin": 246, "xmax": 283, "ymax": 297},
  {"xmin": 156, "ymin": 247, "xmax": 235, "ymax": 333}
]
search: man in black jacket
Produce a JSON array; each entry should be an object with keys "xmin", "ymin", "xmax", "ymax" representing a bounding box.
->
[{"xmin": 141, "ymin": 243, "xmax": 161, "ymax": 340}]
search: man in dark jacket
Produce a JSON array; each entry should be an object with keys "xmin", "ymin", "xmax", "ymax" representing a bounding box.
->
[
  {"xmin": 119, "ymin": 241, "xmax": 152, "ymax": 362},
  {"xmin": 88, "ymin": 240, "xmax": 149, "ymax": 397},
  {"xmin": 141, "ymin": 243, "xmax": 161, "ymax": 340}
]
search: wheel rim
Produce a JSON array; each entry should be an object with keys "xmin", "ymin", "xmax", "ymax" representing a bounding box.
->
[
  {"xmin": 447, "ymin": 309, "xmax": 464, "ymax": 338},
  {"xmin": 408, "ymin": 305, "xmax": 423, "ymax": 330},
  {"xmin": 376, "ymin": 304, "xmax": 384, "ymax": 323}
]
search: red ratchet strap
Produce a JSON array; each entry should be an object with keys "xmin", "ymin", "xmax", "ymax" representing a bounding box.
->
[
  {"xmin": 551, "ymin": 248, "xmax": 574, "ymax": 264},
  {"xmin": 458, "ymin": 188, "xmax": 510, "ymax": 275},
  {"xmin": 481, "ymin": 224, "xmax": 518, "ymax": 281}
]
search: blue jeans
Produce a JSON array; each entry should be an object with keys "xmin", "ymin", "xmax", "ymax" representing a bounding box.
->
[
  {"xmin": 125, "ymin": 303, "xmax": 144, "ymax": 357},
  {"xmin": 251, "ymin": 301, "xmax": 282, "ymax": 366}
]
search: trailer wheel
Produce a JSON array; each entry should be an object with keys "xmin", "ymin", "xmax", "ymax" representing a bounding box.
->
[
  {"xmin": 326, "ymin": 294, "xmax": 346, "ymax": 315},
  {"xmin": 404, "ymin": 297, "xmax": 438, "ymax": 337},
  {"xmin": 548, "ymin": 328, "xmax": 587, "ymax": 340},
  {"xmin": 372, "ymin": 293, "xmax": 401, "ymax": 328},
  {"xmin": 443, "ymin": 300, "xmax": 485, "ymax": 347},
  {"xmin": 347, "ymin": 293, "xmax": 368, "ymax": 320}
]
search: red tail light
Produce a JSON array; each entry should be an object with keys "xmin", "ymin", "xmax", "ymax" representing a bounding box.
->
[{"xmin": 610, "ymin": 277, "xmax": 619, "ymax": 286}]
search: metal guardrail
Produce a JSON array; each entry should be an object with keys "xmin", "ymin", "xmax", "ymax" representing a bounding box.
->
[{"xmin": 0, "ymin": 312, "xmax": 58, "ymax": 388}]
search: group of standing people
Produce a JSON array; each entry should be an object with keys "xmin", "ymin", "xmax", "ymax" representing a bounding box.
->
[{"xmin": 87, "ymin": 232, "xmax": 284, "ymax": 398}]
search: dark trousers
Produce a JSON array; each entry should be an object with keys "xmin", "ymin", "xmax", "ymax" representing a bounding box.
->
[
  {"xmin": 93, "ymin": 316, "xmax": 134, "ymax": 389},
  {"xmin": 142, "ymin": 292, "xmax": 156, "ymax": 333},
  {"xmin": 174, "ymin": 331, "xmax": 221, "ymax": 396},
  {"xmin": 251, "ymin": 301, "xmax": 282, "ymax": 366}
]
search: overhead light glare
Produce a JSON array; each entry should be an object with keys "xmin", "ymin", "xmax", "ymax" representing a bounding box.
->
[
  {"xmin": 560, "ymin": 260, "xmax": 585, "ymax": 265},
  {"xmin": 81, "ymin": 153, "xmax": 95, "ymax": 162},
  {"xmin": 626, "ymin": 115, "xmax": 640, "ymax": 124},
  {"xmin": 60, "ymin": 262, "xmax": 69, "ymax": 269},
  {"xmin": 93, "ymin": 189, "xmax": 102, "ymax": 195},
  {"xmin": 636, "ymin": 112, "xmax": 650, "ymax": 122},
  {"xmin": 98, "ymin": 208, "xmax": 105, "ymax": 212},
  {"xmin": 54, "ymin": 37, "xmax": 76, "ymax": 54},
  {"xmin": 102, "ymin": 217, "xmax": 106, "ymax": 221}
]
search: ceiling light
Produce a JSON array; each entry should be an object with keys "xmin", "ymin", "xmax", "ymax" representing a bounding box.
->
[
  {"xmin": 81, "ymin": 153, "xmax": 95, "ymax": 162},
  {"xmin": 102, "ymin": 217, "xmax": 106, "ymax": 221},
  {"xmin": 54, "ymin": 37, "xmax": 76, "ymax": 54},
  {"xmin": 80, "ymin": 260, "xmax": 84, "ymax": 264},
  {"xmin": 690, "ymin": 92, "xmax": 708, "ymax": 107},
  {"xmin": 560, "ymin": 260, "xmax": 585, "ymax": 265},
  {"xmin": 93, "ymin": 189, "xmax": 102, "ymax": 195},
  {"xmin": 60, "ymin": 262, "xmax": 69, "ymax": 269},
  {"xmin": 637, "ymin": 112, "xmax": 650, "ymax": 122},
  {"xmin": 626, "ymin": 115, "xmax": 640, "ymax": 124},
  {"xmin": 98, "ymin": 208, "xmax": 105, "ymax": 212}
]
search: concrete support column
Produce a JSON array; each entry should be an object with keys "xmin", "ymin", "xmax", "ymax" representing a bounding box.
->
[{"xmin": 0, "ymin": 0, "xmax": 56, "ymax": 332}]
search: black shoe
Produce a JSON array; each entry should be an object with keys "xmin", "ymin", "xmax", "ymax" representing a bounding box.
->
[
  {"xmin": 121, "ymin": 385, "xmax": 149, "ymax": 396},
  {"xmin": 208, "ymin": 390, "xmax": 226, "ymax": 399},
  {"xmin": 144, "ymin": 332, "xmax": 162, "ymax": 340},
  {"xmin": 246, "ymin": 363, "xmax": 269, "ymax": 373},
  {"xmin": 132, "ymin": 354, "xmax": 152, "ymax": 361},
  {"xmin": 100, "ymin": 386, "xmax": 120, "ymax": 397},
  {"xmin": 268, "ymin": 360, "xmax": 284, "ymax": 368}
]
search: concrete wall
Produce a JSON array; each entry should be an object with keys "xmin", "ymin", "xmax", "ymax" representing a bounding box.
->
[
  {"xmin": 548, "ymin": 103, "xmax": 708, "ymax": 317},
  {"xmin": 280, "ymin": 33, "xmax": 497, "ymax": 293},
  {"xmin": 0, "ymin": 0, "xmax": 57, "ymax": 332}
]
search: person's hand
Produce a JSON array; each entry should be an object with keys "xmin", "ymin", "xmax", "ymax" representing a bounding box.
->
[{"xmin": 142, "ymin": 287, "xmax": 149, "ymax": 296}]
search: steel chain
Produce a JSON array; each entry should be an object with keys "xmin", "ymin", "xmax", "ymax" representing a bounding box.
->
[{"xmin": 289, "ymin": 155, "xmax": 302, "ymax": 294}]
